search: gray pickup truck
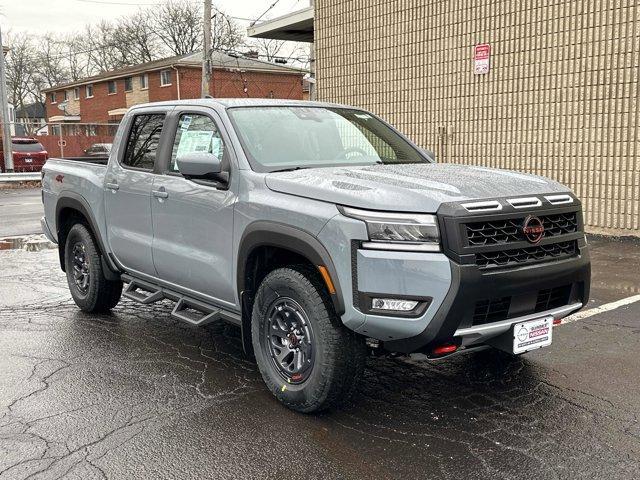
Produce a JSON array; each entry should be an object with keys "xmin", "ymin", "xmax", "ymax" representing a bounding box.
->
[{"xmin": 41, "ymin": 99, "xmax": 590, "ymax": 412}]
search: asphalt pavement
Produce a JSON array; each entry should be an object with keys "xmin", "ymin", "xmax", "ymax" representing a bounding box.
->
[
  {"xmin": 0, "ymin": 237, "xmax": 639, "ymax": 479},
  {"xmin": 0, "ymin": 188, "xmax": 43, "ymax": 238}
]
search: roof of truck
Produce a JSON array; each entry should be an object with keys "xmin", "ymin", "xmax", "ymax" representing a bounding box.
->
[{"xmin": 129, "ymin": 98, "xmax": 352, "ymax": 110}]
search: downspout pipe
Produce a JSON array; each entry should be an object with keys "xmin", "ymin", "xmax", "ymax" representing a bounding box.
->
[{"xmin": 172, "ymin": 65, "xmax": 181, "ymax": 100}]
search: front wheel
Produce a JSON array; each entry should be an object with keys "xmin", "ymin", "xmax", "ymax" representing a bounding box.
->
[
  {"xmin": 251, "ymin": 266, "xmax": 366, "ymax": 413},
  {"xmin": 64, "ymin": 223, "xmax": 122, "ymax": 313}
]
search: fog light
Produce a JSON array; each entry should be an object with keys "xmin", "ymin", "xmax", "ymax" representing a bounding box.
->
[{"xmin": 371, "ymin": 298, "xmax": 419, "ymax": 311}]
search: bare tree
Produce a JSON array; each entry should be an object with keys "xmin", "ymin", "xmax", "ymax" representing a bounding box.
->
[
  {"xmin": 4, "ymin": 33, "xmax": 37, "ymax": 127},
  {"xmin": 151, "ymin": 1, "xmax": 203, "ymax": 56},
  {"xmin": 112, "ymin": 13, "xmax": 158, "ymax": 65},
  {"xmin": 250, "ymin": 38, "xmax": 287, "ymax": 62},
  {"xmin": 211, "ymin": 11, "xmax": 243, "ymax": 52}
]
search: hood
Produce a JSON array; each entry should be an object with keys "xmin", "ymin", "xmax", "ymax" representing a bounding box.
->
[{"xmin": 264, "ymin": 163, "xmax": 570, "ymax": 212}]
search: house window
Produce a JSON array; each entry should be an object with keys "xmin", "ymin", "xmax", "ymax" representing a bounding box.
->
[
  {"xmin": 74, "ymin": 87, "xmax": 80, "ymax": 100},
  {"xmin": 50, "ymin": 92, "xmax": 56, "ymax": 104},
  {"xmin": 51, "ymin": 124, "xmax": 61, "ymax": 136},
  {"xmin": 140, "ymin": 73, "xmax": 149, "ymax": 90},
  {"xmin": 86, "ymin": 84, "xmax": 94, "ymax": 98},
  {"xmin": 124, "ymin": 77, "xmax": 133, "ymax": 92},
  {"xmin": 107, "ymin": 80, "xmax": 117, "ymax": 95},
  {"xmin": 63, "ymin": 90, "xmax": 69, "ymax": 101},
  {"xmin": 160, "ymin": 69, "xmax": 172, "ymax": 86}
]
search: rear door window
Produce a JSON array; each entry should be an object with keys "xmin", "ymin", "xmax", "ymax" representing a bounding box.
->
[
  {"xmin": 12, "ymin": 140, "xmax": 44, "ymax": 153},
  {"xmin": 122, "ymin": 114, "xmax": 165, "ymax": 170},
  {"xmin": 169, "ymin": 114, "xmax": 225, "ymax": 172}
]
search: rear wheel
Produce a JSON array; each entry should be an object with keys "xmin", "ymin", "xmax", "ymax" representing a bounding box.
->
[
  {"xmin": 64, "ymin": 223, "xmax": 122, "ymax": 313},
  {"xmin": 252, "ymin": 266, "xmax": 366, "ymax": 413}
]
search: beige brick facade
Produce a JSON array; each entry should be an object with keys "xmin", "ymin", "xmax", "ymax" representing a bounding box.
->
[{"xmin": 315, "ymin": 0, "xmax": 640, "ymax": 236}]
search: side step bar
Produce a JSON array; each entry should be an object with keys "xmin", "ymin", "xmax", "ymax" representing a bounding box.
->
[
  {"xmin": 123, "ymin": 279, "xmax": 164, "ymax": 304},
  {"xmin": 120, "ymin": 274, "xmax": 241, "ymax": 328}
]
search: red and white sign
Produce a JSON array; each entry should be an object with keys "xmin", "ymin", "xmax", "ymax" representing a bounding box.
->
[{"xmin": 474, "ymin": 43, "xmax": 490, "ymax": 74}]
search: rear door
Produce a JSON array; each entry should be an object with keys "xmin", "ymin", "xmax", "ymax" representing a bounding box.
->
[
  {"xmin": 104, "ymin": 108, "xmax": 171, "ymax": 276},
  {"xmin": 150, "ymin": 107, "xmax": 238, "ymax": 307}
]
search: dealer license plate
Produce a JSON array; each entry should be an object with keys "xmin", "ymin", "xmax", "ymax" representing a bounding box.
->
[
  {"xmin": 513, "ymin": 317, "xmax": 553, "ymax": 354},
  {"xmin": 24, "ymin": 157, "xmax": 33, "ymax": 163}
]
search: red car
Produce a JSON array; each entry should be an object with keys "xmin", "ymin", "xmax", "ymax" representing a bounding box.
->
[{"xmin": 0, "ymin": 137, "xmax": 49, "ymax": 173}]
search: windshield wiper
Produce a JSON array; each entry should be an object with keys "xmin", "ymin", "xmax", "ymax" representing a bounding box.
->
[{"xmin": 270, "ymin": 166, "xmax": 308, "ymax": 173}]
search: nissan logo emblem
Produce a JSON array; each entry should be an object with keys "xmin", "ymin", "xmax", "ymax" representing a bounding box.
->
[{"xmin": 522, "ymin": 215, "xmax": 544, "ymax": 244}]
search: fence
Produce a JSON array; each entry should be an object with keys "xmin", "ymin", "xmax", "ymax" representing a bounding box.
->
[{"xmin": 38, "ymin": 123, "xmax": 120, "ymax": 158}]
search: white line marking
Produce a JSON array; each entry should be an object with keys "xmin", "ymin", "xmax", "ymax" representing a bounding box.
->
[{"xmin": 560, "ymin": 294, "xmax": 640, "ymax": 324}]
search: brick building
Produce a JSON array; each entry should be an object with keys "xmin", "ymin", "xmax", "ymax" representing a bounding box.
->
[
  {"xmin": 43, "ymin": 51, "xmax": 305, "ymax": 125},
  {"xmin": 250, "ymin": 1, "xmax": 640, "ymax": 237}
]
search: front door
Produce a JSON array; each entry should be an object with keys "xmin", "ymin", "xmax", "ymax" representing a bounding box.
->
[
  {"xmin": 104, "ymin": 110, "xmax": 169, "ymax": 276},
  {"xmin": 150, "ymin": 109, "xmax": 237, "ymax": 307}
]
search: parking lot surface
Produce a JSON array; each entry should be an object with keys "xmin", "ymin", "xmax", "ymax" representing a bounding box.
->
[
  {"xmin": 0, "ymin": 188, "xmax": 43, "ymax": 238},
  {"xmin": 0, "ymin": 237, "xmax": 639, "ymax": 480}
]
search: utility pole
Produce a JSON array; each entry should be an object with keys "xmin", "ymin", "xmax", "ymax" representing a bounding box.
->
[
  {"xmin": 0, "ymin": 24, "xmax": 14, "ymax": 172},
  {"xmin": 201, "ymin": 0, "xmax": 212, "ymax": 98}
]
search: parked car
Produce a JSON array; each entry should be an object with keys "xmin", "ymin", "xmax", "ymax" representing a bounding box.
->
[
  {"xmin": 83, "ymin": 143, "xmax": 112, "ymax": 157},
  {"xmin": 41, "ymin": 99, "xmax": 590, "ymax": 412},
  {"xmin": 0, "ymin": 137, "xmax": 48, "ymax": 172}
]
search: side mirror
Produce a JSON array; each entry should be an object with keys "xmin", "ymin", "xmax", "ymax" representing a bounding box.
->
[
  {"xmin": 420, "ymin": 148, "xmax": 436, "ymax": 162},
  {"xmin": 177, "ymin": 152, "xmax": 223, "ymax": 180}
]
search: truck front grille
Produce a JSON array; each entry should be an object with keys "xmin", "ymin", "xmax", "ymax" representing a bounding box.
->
[
  {"xmin": 466, "ymin": 212, "xmax": 578, "ymax": 246},
  {"xmin": 475, "ymin": 240, "xmax": 578, "ymax": 269}
]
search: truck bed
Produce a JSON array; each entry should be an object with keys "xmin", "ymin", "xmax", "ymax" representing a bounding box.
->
[{"xmin": 41, "ymin": 158, "xmax": 109, "ymax": 245}]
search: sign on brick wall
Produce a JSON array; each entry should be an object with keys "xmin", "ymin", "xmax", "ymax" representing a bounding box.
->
[{"xmin": 474, "ymin": 44, "xmax": 490, "ymax": 74}]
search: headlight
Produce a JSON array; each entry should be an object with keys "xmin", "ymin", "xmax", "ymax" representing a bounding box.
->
[{"xmin": 340, "ymin": 206, "xmax": 440, "ymax": 252}]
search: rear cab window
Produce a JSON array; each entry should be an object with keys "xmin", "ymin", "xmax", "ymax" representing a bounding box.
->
[{"xmin": 122, "ymin": 114, "xmax": 165, "ymax": 170}]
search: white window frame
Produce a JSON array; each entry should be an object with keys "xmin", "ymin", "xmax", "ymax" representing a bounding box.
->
[
  {"xmin": 86, "ymin": 84, "xmax": 94, "ymax": 98},
  {"xmin": 73, "ymin": 87, "xmax": 80, "ymax": 100},
  {"xmin": 140, "ymin": 73, "xmax": 149, "ymax": 90},
  {"xmin": 124, "ymin": 77, "xmax": 133, "ymax": 92},
  {"xmin": 63, "ymin": 90, "xmax": 69, "ymax": 101},
  {"xmin": 50, "ymin": 92, "xmax": 57, "ymax": 104},
  {"xmin": 107, "ymin": 80, "xmax": 117, "ymax": 95},
  {"xmin": 160, "ymin": 69, "xmax": 172, "ymax": 87}
]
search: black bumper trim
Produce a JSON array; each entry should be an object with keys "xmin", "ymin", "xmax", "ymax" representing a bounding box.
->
[{"xmin": 383, "ymin": 244, "xmax": 591, "ymax": 354}]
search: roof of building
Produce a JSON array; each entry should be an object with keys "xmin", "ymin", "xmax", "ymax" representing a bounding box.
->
[
  {"xmin": 42, "ymin": 51, "xmax": 307, "ymax": 92},
  {"xmin": 247, "ymin": 6, "xmax": 314, "ymax": 42},
  {"xmin": 15, "ymin": 102, "xmax": 46, "ymax": 119}
]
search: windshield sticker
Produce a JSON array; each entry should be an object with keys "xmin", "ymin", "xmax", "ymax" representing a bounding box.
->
[{"xmin": 180, "ymin": 116, "xmax": 192, "ymax": 130}]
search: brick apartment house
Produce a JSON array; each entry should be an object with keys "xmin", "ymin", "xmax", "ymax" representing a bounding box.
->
[{"xmin": 43, "ymin": 51, "xmax": 306, "ymax": 125}]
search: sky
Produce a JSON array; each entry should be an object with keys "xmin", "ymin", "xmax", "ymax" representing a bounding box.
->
[{"xmin": 0, "ymin": 0, "xmax": 309, "ymax": 34}]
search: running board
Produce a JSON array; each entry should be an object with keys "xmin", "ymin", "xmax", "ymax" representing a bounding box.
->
[
  {"xmin": 122, "ymin": 279, "xmax": 164, "ymax": 304},
  {"xmin": 120, "ymin": 274, "xmax": 241, "ymax": 328},
  {"xmin": 171, "ymin": 297, "xmax": 222, "ymax": 327}
]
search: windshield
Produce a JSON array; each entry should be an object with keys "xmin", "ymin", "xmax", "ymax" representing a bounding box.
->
[
  {"xmin": 227, "ymin": 106, "xmax": 428, "ymax": 172},
  {"xmin": 12, "ymin": 140, "xmax": 44, "ymax": 153}
]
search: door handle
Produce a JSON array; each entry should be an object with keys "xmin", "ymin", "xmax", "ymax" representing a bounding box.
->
[
  {"xmin": 152, "ymin": 189, "xmax": 169, "ymax": 199},
  {"xmin": 105, "ymin": 182, "xmax": 119, "ymax": 191}
]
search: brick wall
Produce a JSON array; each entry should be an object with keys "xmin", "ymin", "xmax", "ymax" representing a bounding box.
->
[
  {"xmin": 150, "ymin": 67, "xmax": 304, "ymax": 100},
  {"xmin": 44, "ymin": 67, "xmax": 304, "ymax": 124},
  {"xmin": 316, "ymin": 0, "xmax": 640, "ymax": 236}
]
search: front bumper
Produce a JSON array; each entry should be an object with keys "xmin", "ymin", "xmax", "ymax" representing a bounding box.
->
[{"xmin": 383, "ymin": 242, "xmax": 590, "ymax": 353}]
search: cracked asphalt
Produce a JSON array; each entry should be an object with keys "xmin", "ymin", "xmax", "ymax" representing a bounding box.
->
[{"xmin": 0, "ymin": 236, "xmax": 639, "ymax": 479}]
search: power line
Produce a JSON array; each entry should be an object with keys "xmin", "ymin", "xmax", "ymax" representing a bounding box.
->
[{"xmin": 250, "ymin": 0, "xmax": 283, "ymax": 26}]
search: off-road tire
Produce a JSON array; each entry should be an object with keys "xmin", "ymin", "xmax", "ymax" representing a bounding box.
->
[
  {"xmin": 64, "ymin": 223, "xmax": 122, "ymax": 313},
  {"xmin": 252, "ymin": 265, "xmax": 367, "ymax": 413}
]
